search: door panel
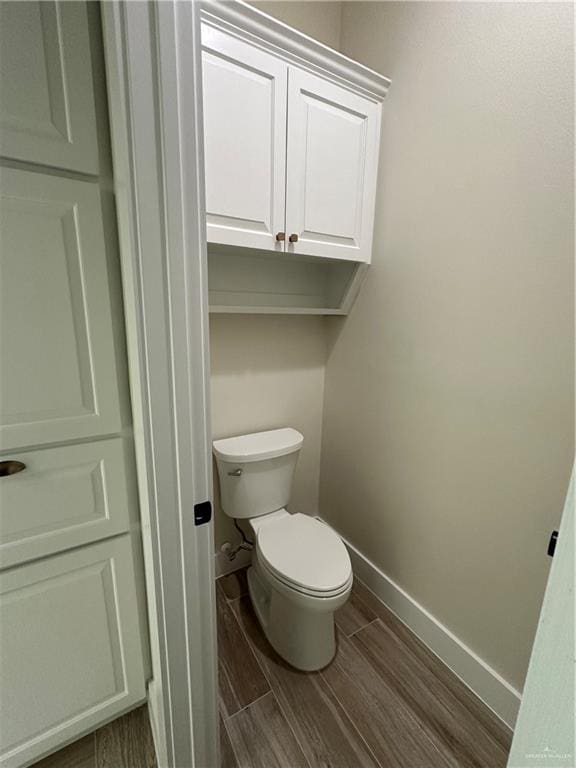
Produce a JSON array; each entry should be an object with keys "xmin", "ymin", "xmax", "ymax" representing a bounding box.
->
[
  {"xmin": 0, "ymin": 438, "xmax": 136, "ymax": 569},
  {"xmin": 0, "ymin": 169, "xmax": 122, "ymax": 450},
  {"xmin": 285, "ymin": 68, "xmax": 381, "ymax": 262},
  {"xmin": 0, "ymin": 535, "xmax": 146, "ymax": 768},
  {"xmin": 0, "ymin": 1, "xmax": 98, "ymax": 174},
  {"xmin": 202, "ymin": 24, "xmax": 287, "ymax": 251},
  {"xmin": 507, "ymin": 469, "xmax": 574, "ymax": 765}
]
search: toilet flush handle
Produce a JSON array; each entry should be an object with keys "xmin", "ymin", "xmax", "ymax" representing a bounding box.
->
[{"xmin": 228, "ymin": 468, "xmax": 242, "ymax": 476}]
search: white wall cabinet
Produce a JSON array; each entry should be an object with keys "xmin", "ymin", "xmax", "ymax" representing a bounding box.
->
[
  {"xmin": 0, "ymin": 1, "xmax": 98, "ymax": 174},
  {"xmin": 0, "ymin": 169, "xmax": 123, "ymax": 451},
  {"xmin": 201, "ymin": 4, "xmax": 389, "ymax": 265},
  {"xmin": 0, "ymin": 536, "xmax": 147, "ymax": 768}
]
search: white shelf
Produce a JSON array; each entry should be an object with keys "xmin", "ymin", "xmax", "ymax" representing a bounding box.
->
[{"xmin": 207, "ymin": 244, "xmax": 367, "ymax": 315}]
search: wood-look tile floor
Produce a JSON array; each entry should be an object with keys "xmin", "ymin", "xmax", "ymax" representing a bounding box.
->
[
  {"xmin": 31, "ymin": 706, "xmax": 157, "ymax": 768},
  {"xmin": 218, "ymin": 568, "xmax": 513, "ymax": 768},
  {"xmin": 32, "ymin": 569, "xmax": 512, "ymax": 767}
]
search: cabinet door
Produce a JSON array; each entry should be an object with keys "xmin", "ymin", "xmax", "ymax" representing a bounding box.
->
[
  {"xmin": 0, "ymin": 1, "xmax": 98, "ymax": 174},
  {"xmin": 0, "ymin": 169, "xmax": 122, "ymax": 450},
  {"xmin": 0, "ymin": 438, "xmax": 137, "ymax": 569},
  {"xmin": 0, "ymin": 535, "xmax": 146, "ymax": 768},
  {"xmin": 285, "ymin": 68, "xmax": 381, "ymax": 263},
  {"xmin": 202, "ymin": 24, "xmax": 288, "ymax": 251}
]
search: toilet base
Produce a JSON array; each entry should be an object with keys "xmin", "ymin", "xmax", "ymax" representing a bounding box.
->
[{"xmin": 247, "ymin": 562, "xmax": 350, "ymax": 672}]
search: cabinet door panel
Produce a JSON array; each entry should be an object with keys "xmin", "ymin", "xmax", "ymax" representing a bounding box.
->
[
  {"xmin": 0, "ymin": 536, "xmax": 146, "ymax": 768},
  {"xmin": 0, "ymin": 438, "xmax": 136, "ymax": 569},
  {"xmin": 0, "ymin": 1, "xmax": 98, "ymax": 174},
  {"xmin": 286, "ymin": 68, "xmax": 381, "ymax": 262},
  {"xmin": 202, "ymin": 24, "xmax": 287, "ymax": 251},
  {"xmin": 0, "ymin": 169, "xmax": 122, "ymax": 450}
]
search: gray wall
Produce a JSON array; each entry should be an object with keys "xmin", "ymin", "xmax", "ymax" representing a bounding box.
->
[
  {"xmin": 209, "ymin": 5, "xmax": 340, "ymax": 554},
  {"xmin": 210, "ymin": 316, "xmax": 327, "ymax": 550},
  {"xmin": 209, "ymin": 0, "xmax": 574, "ymax": 691},
  {"xmin": 250, "ymin": 1, "xmax": 342, "ymax": 48},
  {"xmin": 320, "ymin": 1, "xmax": 574, "ymax": 690}
]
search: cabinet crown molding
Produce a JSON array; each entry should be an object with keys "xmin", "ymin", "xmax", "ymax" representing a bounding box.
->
[{"xmin": 200, "ymin": 0, "xmax": 391, "ymax": 101}]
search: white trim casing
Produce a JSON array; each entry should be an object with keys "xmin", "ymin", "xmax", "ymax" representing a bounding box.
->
[
  {"xmin": 101, "ymin": 3, "xmax": 218, "ymax": 768},
  {"xmin": 331, "ymin": 527, "xmax": 521, "ymax": 730}
]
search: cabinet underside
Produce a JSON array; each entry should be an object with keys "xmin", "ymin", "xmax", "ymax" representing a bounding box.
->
[{"xmin": 208, "ymin": 244, "xmax": 366, "ymax": 315}]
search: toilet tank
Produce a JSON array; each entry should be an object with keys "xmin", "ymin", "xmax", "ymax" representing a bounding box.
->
[{"xmin": 213, "ymin": 428, "xmax": 303, "ymax": 519}]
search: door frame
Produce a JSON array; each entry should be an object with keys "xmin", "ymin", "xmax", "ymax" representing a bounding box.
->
[{"xmin": 101, "ymin": 3, "xmax": 218, "ymax": 767}]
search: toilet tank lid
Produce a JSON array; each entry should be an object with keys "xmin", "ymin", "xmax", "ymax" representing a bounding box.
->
[{"xmin": 213, "ymin": 428, "xmax": 303, "ymax": 463}]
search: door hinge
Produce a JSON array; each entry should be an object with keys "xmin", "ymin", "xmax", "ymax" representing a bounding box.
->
[
  {"xmin": 194, "ymin": 501, "xmax": 212, "ymax": 526},
  {"xmin": 547, "ymin": 530, "xmax": 558, "ymax": 557}
]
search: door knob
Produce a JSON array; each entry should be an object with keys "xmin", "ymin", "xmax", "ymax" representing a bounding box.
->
[
  {"xmin": 289, "ymin": 233, "xmax": 299, "ymax": 243},
  {"xmin": 0, "ymin": 460, "xmax": 26, "ymax": 477},
  {"xmin": 275, "ymin": 232, "xmax": 286, "ymax": 242}
]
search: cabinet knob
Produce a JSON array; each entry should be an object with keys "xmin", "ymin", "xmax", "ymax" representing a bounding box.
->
[
  {"xmin": 289, "ymin": 233, "xmax": 299, "ymax": 243},
  {"xmin": 0, "ymin": 460, "xmax": 26, "ymax": 477},
  {"xmin": 275, "ymin": 232, "xmax": 286, "ymax": 242}
]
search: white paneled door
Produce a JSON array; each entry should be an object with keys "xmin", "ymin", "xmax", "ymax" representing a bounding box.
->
[
  {"xmin": 0, "ymin": 3, "xmax": 150, "ymax": 767},
  {"xmin": 0, "ymin": 169, "xmax": 122, "ymax": 450},
  {"xmin": 285, "ymin": 68, "xmax": 381, "ymax": 262},
  {"xmin": 507, "ymin": 469, "xmax": 575, "ymax": 766},
  {"xmin": 202, "ymin": 24, "xmax": 288, "ymax": 251},
  {"xmin": 0, "ymin": 536, "xmax": 147, "ymax": 768},
  {"xmin": 0, "ymin": 1, "xmax": 98, "ymax": 174}
]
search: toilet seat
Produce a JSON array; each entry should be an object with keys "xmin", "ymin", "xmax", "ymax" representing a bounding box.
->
[
  {"xmin": 258, "ymin": 555, "xmax": 353, "ymax": 599},
  {"xmin": 255, "ymin": 513, "xmax": 352, "ymax": 597}
]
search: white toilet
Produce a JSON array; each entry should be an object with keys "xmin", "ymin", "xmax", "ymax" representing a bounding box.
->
[{"xmin": 213, "ymin": 427, "xmax": 352, "ymax": 671}]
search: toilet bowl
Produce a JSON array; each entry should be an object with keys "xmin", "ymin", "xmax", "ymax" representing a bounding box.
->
[
  {"xmin": 248, "ymin": 509, "xmax": 352, "ymax": 670},
  {"xmin": 213, "ymin": 428, "xmax": 352, "ymax": 671}
]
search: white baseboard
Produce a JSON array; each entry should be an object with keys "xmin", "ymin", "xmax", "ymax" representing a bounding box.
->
[
  {"xmin": 334, "ymin": 528, "xmax": 521, "ymax": 730},
  {"xmin": 214, "ymin": 547, "xmax": 252, "ymax": 578}
]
